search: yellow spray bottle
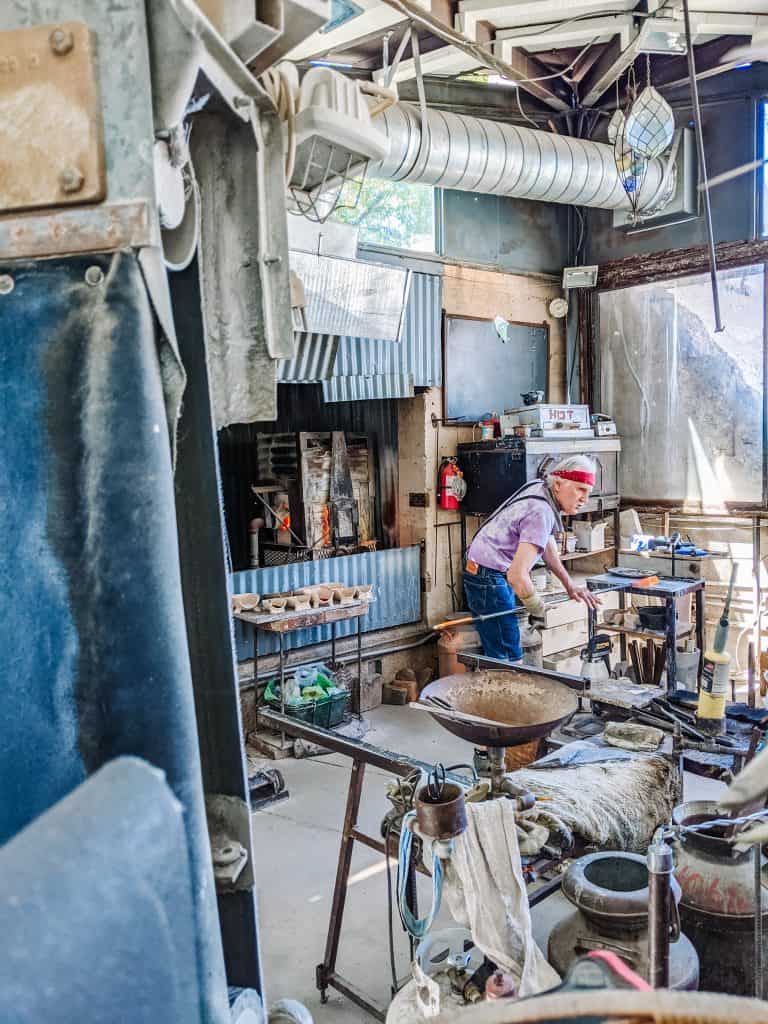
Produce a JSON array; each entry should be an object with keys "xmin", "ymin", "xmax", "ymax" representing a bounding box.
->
[{"xmin": 697, "ymin": 563, "xmax": 737, "ymax": 734}]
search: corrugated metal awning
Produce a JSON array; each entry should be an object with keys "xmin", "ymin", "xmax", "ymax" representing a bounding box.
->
[
  {"xmin": 289, "ymin": 250, "xmax": 411, "ymax": 342},
  {"xmin": 326, "ymin": 271, "xmax": 442, "ymax": 400},
  {"xmin": 277, "ymin": 270, "xmax": 443, "ymax": 401},
  {"xmin": 278, "ymin": 333, "xmax": 339, "ymax": 382},
  {"xmin": 322, "ymin": 373, "xmax": 414, "ymax": 403}
]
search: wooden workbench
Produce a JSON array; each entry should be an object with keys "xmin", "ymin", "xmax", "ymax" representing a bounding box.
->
[
  {"xmin": 235, "ymin": 599, "xmax": 370, "ymax": 633},
  {"xmin": 235, "ymin": 599, "xmax": 372, "ymax": 751}
]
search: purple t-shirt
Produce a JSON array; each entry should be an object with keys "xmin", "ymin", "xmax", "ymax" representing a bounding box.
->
[{"xmin": 467, "ymin": 497, "xmax": 556, "ymax": 573}]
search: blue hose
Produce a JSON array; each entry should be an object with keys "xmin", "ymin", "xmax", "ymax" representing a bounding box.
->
[{"xmin": 397, "ymin": 811, "xmax": 443, "ymax": 939}]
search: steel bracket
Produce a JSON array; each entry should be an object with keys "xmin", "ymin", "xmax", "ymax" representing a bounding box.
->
[
  {"xmin": 0, "ymin": 21, "xmax": 106, "ymax": 214},
  {"xmin": 148, "ymin": 0, "xmax": 275, "ymax": 126}
]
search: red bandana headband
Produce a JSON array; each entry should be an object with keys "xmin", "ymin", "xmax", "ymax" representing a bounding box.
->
[{"xmin": 552, "ymin": 469, "xmax": 596, "ymax": 486}]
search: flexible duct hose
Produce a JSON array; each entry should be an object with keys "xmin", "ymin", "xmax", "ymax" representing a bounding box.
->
[{"xmin": 371, "ymin": 103, "xmax": 668, "ymax": 212}]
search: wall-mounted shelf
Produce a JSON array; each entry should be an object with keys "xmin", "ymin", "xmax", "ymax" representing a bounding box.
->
[
  {"xmin": 560, "ymin": 546, "xmax": 615, "ymax": 563},
  {"xmin": 600, "ymin": 623, "xmax": 695, "ymax": 642}
]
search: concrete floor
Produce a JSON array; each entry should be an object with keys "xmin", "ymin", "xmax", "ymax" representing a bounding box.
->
[{"xmin": 252, "ymin": 706, "xmax": 724, "ymax": 1023}]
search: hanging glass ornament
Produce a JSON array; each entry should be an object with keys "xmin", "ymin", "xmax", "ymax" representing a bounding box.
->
[
  {"xmin": 612, "ymin": 70, "xmax": 647, "ymax": 223},
  {"xmin": 625, "ymin": 86, "xmax": 675, "ymax": 157},
  {"xmin": 607, "ymin": 108, "xmax": 625, "ymax": 145},
  {"xmin": 624, "ymin": 57, "xmax": 675, "ymax": 158}
]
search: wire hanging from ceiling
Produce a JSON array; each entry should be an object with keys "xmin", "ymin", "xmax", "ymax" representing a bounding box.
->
[
  {"xmin": 505, "ymin": 37, "xmax": 600, "ymax": 131},
  {"xmin": 514, "ymin": 88, "xmax": 541, "ymax": 129}
]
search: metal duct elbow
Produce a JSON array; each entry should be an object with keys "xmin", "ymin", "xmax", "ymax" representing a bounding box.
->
[{"xmin": 371, "ymin": 104, "xmax": 666, "ymax": 212}]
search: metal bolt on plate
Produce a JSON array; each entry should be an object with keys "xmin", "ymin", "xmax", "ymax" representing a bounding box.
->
[
  {"xmin": 0, "ymin": 275, "xmax": 14, "ymax": 296},
  {"xmin": 85, "ymin": 266, "xmax": 104, "ymax": 287},
  {"xmin": 59, "ymin": 167, "xmax": 85, "ymax": 194},
  {"xmin": 49, "ymin": 27, "xmax": 74, "ymax": 56},
  {"xmin": 214, "ymin": 844, "xmax": 239, "ymax": 865}
]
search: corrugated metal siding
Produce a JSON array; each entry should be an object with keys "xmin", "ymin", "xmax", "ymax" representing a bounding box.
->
[
  {"xmin": 278, "ymin": 333, "xmax": 338, "ymax": 382},
  {"xmin": 231, "ymin": 545, "xmax": 422, "ymax": 659},
  {"xmin": 289, "ymin": 250, "xmax": 411, "ymax": 341},
  {"xmin": 322, "ymin": 373, "xmax": 414, "ymax": 403},
  {"xmin": 330, "ymin": 271, "xmax": 442, "ymax": 392}
]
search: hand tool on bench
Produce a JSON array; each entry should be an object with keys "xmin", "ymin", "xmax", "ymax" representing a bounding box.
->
[{"xmin": 410, "ymin": 699, "xmax": 507, "ymax": 730}]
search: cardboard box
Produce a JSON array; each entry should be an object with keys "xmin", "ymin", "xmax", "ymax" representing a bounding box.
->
[
  {"xmin": 574, "ymin": 521, "xmax": 607, "ymax": 552},
  {"xmin": 542, "ymin": 618, "xmax": 589, "ymax": 657}
]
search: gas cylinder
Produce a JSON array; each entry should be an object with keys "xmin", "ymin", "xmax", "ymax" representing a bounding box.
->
[
  {"xmin": 672, "ymin": 800, "xmax": 768, "ymax": 995},
  {"xmin": 697, "ymin": 650, "xmax": 730, "ymax": 734}
]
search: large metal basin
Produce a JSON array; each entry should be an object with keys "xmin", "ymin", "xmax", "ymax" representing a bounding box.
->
[{"xmin": 420, "ymin": 669, "xmax": 579, "ymax": 748}]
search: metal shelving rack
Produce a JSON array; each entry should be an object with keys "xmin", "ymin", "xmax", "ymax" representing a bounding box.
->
[{"xmin": 586, "ymin": 574, "xmax": 706, "ymax": 693}]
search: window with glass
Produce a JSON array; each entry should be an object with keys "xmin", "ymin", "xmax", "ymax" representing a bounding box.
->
[
  {"xmin": 333, "ymin": 177, "xmax": 437, "ymax": 253},
  {"xmin": 599, "ymin": 264, "xmax": 764, "ymax": 508}
]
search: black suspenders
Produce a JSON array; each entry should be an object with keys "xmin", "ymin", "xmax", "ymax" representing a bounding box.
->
[{"xmin": 471, "ymin": 481, "xmax": 561, "ymax": 548}]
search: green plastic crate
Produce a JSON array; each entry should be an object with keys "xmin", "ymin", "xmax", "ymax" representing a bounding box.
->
[
  {"xmin": 327, "ymin": 691, "xmax": 350, "ymax": 727},
  {"xmin": 265, "ymin": 694, "xmax": 330, "ymax": 728},
  {"xmin": 313, "ymin": 697, "xmax": 332, "ymax": 729}
]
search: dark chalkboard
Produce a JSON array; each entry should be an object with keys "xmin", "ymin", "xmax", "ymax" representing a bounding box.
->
[{"xmin": 443, "ymin": 315, "xmax": 549, "ymax": 423}]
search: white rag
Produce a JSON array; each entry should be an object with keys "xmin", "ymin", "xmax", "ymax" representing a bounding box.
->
[{"xmin": 440, "ymin": 800, "xmax": 560, "ymax": 997}]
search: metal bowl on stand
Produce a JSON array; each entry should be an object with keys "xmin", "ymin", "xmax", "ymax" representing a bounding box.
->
[
  {"xmin": 420, "ymin": 669, "xmax": 580, "ymax": 796},
  {"xmin": 420, "ymin": 670, "xmax": 579, "ymax": 748}
]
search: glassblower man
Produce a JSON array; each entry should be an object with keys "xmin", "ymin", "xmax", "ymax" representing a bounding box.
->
[{"xmin": 463, "ymin": 455, "xmax": 602, "ymax": 662}]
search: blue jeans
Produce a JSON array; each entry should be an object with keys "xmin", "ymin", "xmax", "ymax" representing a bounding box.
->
[{"xmin": 462, "ymin": 566, "xmax": 522, "ymax": 662}]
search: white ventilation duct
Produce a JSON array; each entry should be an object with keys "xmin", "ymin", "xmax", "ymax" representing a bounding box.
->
[{"xmin": 370, "ymin": 104, "xmax": 669, "ymax": 212}]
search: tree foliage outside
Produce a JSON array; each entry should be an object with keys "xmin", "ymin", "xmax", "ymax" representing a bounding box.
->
[{"xmin": 333, "ymin": 177, "xmax": 436, "ymax": 252}]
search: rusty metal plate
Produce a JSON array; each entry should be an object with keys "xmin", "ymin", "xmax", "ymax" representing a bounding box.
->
[{"xmin": 0, "ymin": 21, "xmax": 105, "ymax": 213}]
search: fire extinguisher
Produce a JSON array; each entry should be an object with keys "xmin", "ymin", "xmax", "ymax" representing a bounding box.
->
[{"xmin": 437, "ymin": 457, "xmax": 464, "ymax": 510}]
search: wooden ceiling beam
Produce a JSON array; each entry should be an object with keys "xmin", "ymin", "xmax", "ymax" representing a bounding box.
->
[
  {"xmin": 578, "ymin": 25, "xmax": 641, "ymax": 106},
  {"xmin": 377, "ymin": 0, "xmax": 572, "ymax": 109},
  {"xmin": 570, "ymin": 41, "xmax": 609, "ymax": 84},
  {"xmin": 653, "ymin": 35, "xmax": 750, "ymax": 90},
  {"xmin": 501, "ymin": 46, "xmax": 574, "ymax": 108}
]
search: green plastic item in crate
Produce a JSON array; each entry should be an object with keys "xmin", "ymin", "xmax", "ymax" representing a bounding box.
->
[
  {"xmin": 264, "ymin": 678, "xmax": 331, "ymax": 727},
  {"xmin": 264, "ymin": 677, "xmax": 350, "ymax": 729}
]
